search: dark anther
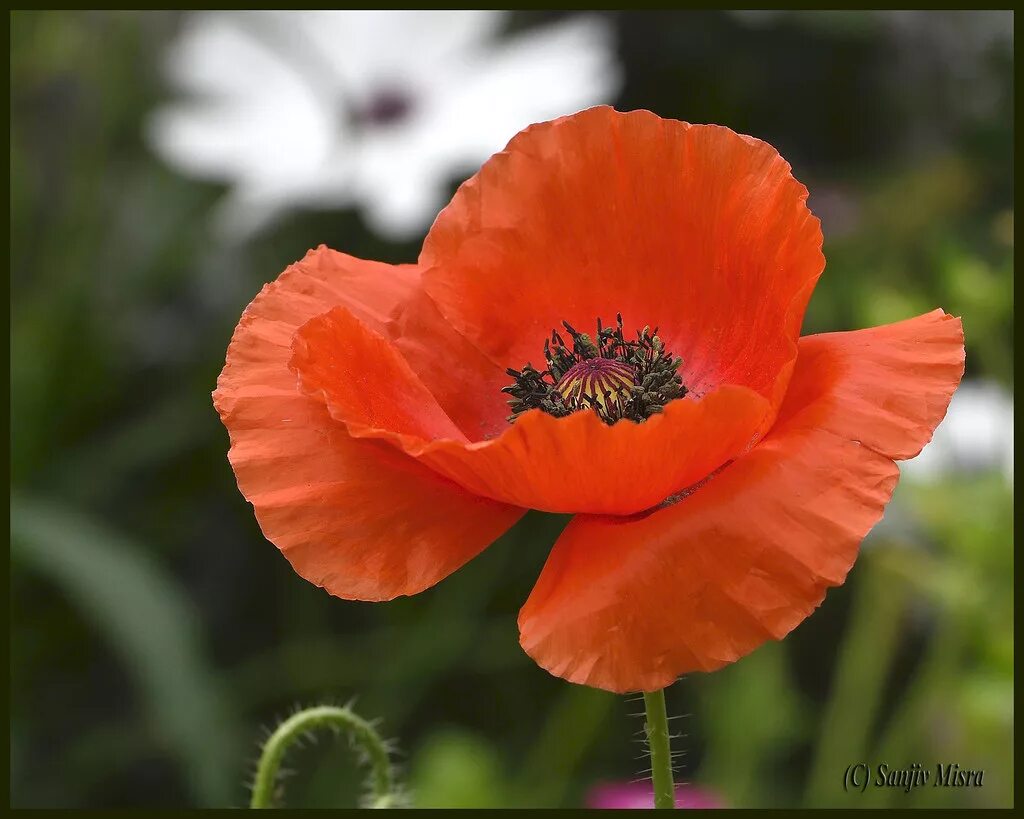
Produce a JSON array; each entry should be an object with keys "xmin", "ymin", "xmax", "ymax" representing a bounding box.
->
[{"xmin": 503, "ymin": 315, "xmax": 688, "ymax": 426}]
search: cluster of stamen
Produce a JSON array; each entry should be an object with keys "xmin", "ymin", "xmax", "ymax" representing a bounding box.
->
[{"xmin": 503, "ymin": 314, "xmax": 687, "ymax": 425}]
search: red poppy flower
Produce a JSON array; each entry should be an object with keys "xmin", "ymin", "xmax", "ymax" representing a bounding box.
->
[{"xmin": 214, "ymin": 106, "xmax": 964, "ymax": 693}]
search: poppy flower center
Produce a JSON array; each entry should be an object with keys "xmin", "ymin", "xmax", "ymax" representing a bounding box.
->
[{"xmin": 503, "ymin": 315, "xmax": 687, "ymax": 425}]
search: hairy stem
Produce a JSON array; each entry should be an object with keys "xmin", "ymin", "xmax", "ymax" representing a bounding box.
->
[
  {"xmin": 644, "ymin": 689, "xmax": 675, "ymax": 809},
  {"xmin": 249, "ymin": 704, "xmax": 395, "ymax": 809}
]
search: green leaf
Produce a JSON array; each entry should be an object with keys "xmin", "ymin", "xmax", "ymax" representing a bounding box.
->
[{"xmin": 10, "ymin": 495, "xmax": 240, "ymax": 806}]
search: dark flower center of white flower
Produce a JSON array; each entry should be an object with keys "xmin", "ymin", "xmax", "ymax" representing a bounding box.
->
[{"xmin": 356, "ymin": 87, "xmax": 416, "ymax": 127}]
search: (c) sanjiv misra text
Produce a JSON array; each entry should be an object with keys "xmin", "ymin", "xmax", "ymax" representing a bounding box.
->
[{"xmin": 844, "ymin": 762, "xmax": 984, "ymax": 793}]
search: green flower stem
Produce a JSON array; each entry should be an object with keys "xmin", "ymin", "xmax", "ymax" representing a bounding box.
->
[
  {"xmin": 643, "ymin": 689, "xmax": 675, "ymax": 809},
  {"xmin": 249, "ymin": 704, "xmax": 394, "ymax": 809}
]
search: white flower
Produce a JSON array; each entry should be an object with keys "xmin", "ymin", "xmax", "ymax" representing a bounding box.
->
[
  {"xmin": 146, "ymin": 11, "xmax": 620, "ymax": 241},
  {"xmin": 900, "ymin": 379, "xmax": 1014, "ymax": 484}
]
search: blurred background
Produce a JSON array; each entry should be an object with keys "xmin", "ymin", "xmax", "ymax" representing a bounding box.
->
[{"xmin": 9, "ymin": 10, "xmax": 1013, "ymax": 809}]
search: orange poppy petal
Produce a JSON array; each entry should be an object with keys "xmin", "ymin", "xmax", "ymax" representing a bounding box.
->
[
  {"xmin": 413, "ymin": 388, "xmax": 769, "ymax": 515},
  {"xmin": 291, "ymin": 293, "xmax": 773, "ymax": 515},
  {"xmin": 517, "ymin": 311, "xmax": 964, "ymax": 692},
  {"xmin": 291, "ymin": 304, "xmax": 468, "ymax": 444},
  {"xmin": 259, "ymin": 244, "xmax": 420, "ymax": 333},
  {"xmin": 295, "ymin": 285, "xmax": 516, "ymax": 444},
  {"xmin": 214, "ymin": 248, "xmax": 523, "ymax": 601},
  {"xmin": 420, "ymin": 106, "xmax": 823, "ymax": 406},
  {"xmin": 386, "ymin": 285, "xmax": 512, "ymax": 441},
  {"xmin": 783, "ymin": 309, "xmax": 966, "ymax": 459},
  {"xmin": 292, "ymin": 318, "xmax": 770, "ymax": 515}
]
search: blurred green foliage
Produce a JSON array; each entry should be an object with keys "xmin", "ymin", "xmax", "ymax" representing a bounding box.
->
[{"xmin": 9, "ymin": 10, "xmax": 1013, "ymax": 808}]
